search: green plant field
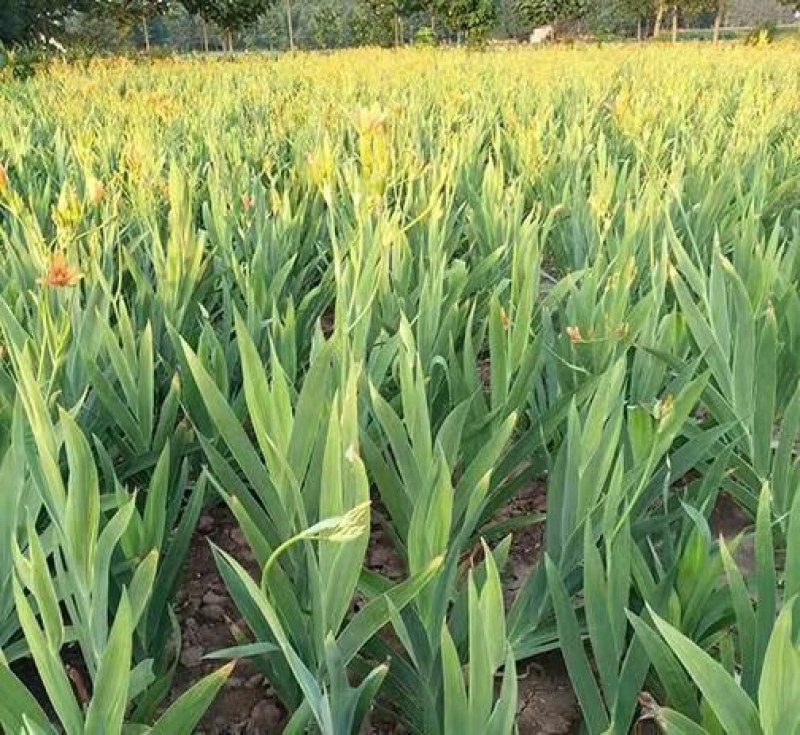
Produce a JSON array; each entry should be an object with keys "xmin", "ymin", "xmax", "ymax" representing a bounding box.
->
[{"xmin": 1, "ymin": 44, "xmax": 800, "ymax": 734}]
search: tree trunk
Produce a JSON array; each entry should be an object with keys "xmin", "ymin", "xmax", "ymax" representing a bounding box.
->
[
  {"xmin": 431, "ymin": 10, "xmax": 436, "ymax": 34},
  {"xmin": 671, "ymin": 4, "xmax": 678, "ymax": 43},
  {"xmin": 227, "ymin": 29, "xmax": 234, "ymax": 52},
  {"xmin": 637, "ymin": 17, "xmax": 642, "ymax": 41},
  {"xmin": 394, "ymin": 13, "xmax": 400, "ymax": 46},
  {"xmin": 142, "ymin": 15, "xmax": 150, "ymax": 52},
  {"xmin": 201, "ymin": 17, "xmax": 209, "ymax": 52},
  {"xmin": 653, "ymin": 0, "xmax": 664, "ymax": 38},
  {"xmin": 286, "ymin": 0, "xmax": 295, "ymax": 50},
  {"xmin": 712, "ymin": 0, "xmax": 724, "ymax": 43}
]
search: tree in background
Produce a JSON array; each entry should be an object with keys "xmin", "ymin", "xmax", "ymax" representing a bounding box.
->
[
  {"xmin": 515, "ymin": 0, "xmax": 588, "ymax": 29},
  {"xmin": 308, "ymin": 0, "xmax": 343, "ymax": 45},
  {"xmin": 357, "ymin": 0, "xmax": 421, "ymax": 45},
  {"xmin": 0, "ymin": 0, "xmax": 96, "ymax": 44},
  {"xmin": 442, "ymin": 0, "xmax": 496, "ymax": 40},
  {"xmin": 585, "ymin": 0, "xmax": 654, "ymax": 38},
  {"xmin": 181, "ymin": 0, "xmax": 214, "ymax": 48},
  {"xmin": 680, "ymin": 0, "xmax": 724, "ymax": 40},
  {"xmin": 104, "ymin": 0, "xmax": 171, "ymax": 51},
  {"xmin": 180, "ymin": 0, "xmax": 275, "ymax": 49},
  {"xmin": 662, "ymin": 0, "xmax": 720, "ymax": 42},
  {"xmin": 652, "ymin": 0, "xmax": 666, "ymax": 35},
  {"xmin": 349, "ymin": 0, "xmax": 395, "ymax": 44},
  {"xmin": 619, "ymin": 0, "xmax": 654, "ymax": 38},
  {"xmin": 711, "ymin": 0, "xmax": 727, "ymax": 41}
]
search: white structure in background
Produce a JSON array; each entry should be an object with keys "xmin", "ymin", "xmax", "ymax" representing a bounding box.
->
[
  {"xmin": 529, "ymin": 25, "xmax": 554, "ymax": 44},
  {"xmin": 38, "ymin": 34, "xmax": 66, "ymax": 53}
]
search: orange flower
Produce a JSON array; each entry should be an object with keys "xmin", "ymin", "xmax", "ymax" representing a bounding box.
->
[
  {"xmin": 566, "ymin": 325, "xmax": 583, "ymax": 343},
  {"xmin": 86, "ymin": 177, "xmax": 105, "ymax": 206},
  {"xmin": 0, "ymin": 162, "xmax": 8, "ymax": 193},
  {"xmin": 37, "ymin": 252, "xmax": 83, "ymax": 288},
  {"xmin": 241, "ymin": 193, "xmax": 254, "ymax": 211},
  {"xmin": 352, "ymin": 105, "xmax": 388, "ymax": 137},
  {"xmin": 500, "ymin": 308, "xmax": 510, "ymax": 330}
]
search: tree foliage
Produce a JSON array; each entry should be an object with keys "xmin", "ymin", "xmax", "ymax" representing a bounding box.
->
[
  {"xmin": 442, "ymin": 0, "xmax": 496, "ymax": 34},
  {"xmin": 0, "ymin": 0, "xmax": 94, "ymax": 44},
  {"xmin": 180, "ymin": 0, "xmax": 275, "ymax": 33},
  {"xmin": 308, "ymin": 0, "xmax": 343, "ymax": 46},
  {"xmin": 515, "ymin": 0, "xmax": 588, "ymax": 27}
]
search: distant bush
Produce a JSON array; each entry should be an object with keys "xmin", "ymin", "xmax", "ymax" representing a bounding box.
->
[
  {"xmin": 745, "ymin": 21, "xmax": 777, "ymax": 45},
  {"xmin": 0, "ymin": 45, "xmax": 48, "ymax": 80},
  {"xmin": 413, "ymin": 26, "xmax": 437, "ymax": 46}
]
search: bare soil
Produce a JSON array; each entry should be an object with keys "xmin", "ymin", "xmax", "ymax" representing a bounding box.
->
[
  {"xmin": 169, "ymin": 487, "xmax": 580, "ymax": 734},
  {"xmin": 17, "ymin": 487, "xmax": 753, "ymax": 733},
  {"xmin": 173, "ymin": 505, "xmax": 284, "ymax": 734}
]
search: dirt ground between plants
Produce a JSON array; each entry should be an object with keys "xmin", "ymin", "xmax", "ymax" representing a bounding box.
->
[
  {"xmin": 13, "ymin": 485, "xmax": 754, "ymax": 733},
  {"xmin": 170, "ymin": 487, "xmax": 754, "ymax": 733},
  {"xmin": 171, "ymin": 484, "xmax": 582, "ymax": 734}
]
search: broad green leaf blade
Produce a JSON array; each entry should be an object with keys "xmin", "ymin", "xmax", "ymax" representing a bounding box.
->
[
  {"xmin": 0, "ymin": 664, "xmax": 52, "ymax": 733},
  {"xmin": 545, "ymin": 555, "xmax": 610, "ymax": 733},
  {"xmin": 13, "ymin": 579, "xmax": 83, "ymax": 735},
  {"xmin": 204, "ymin": 642, "xmax": 280, "ymax": 660},
  {"xmin": 85, "ymin": 595, "xmax": 133, "ymax": 735},
  {"xmin": 627, "ymin": 613, "xmax": 702, "ymax": 721},
  {"xmin": 339, "ymin": 555, "xmax": 443, "ymax": 663},
  {"xmin": 757, "ymin": 602, "xmax": 800, "ymax": 735},
  {"xmin": 655, "ymin": 707, "xmax": 710, "ymax": 735},
  {"xmin": 150, "ymin": 663, "xmax": 235, "ymax": 735},
  {"xmin": 649, "ymin": 608, "xmax": 761, "ymax": 735}
]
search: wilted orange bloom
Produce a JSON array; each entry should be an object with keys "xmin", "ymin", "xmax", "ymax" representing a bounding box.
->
[
  {"xmin": 653, "ymin": 394, "xmax": 674, "ymax": 422},
  {"xmin": 241, "ymin": 193, "xmax": 254, "ymax": 211},
  {"xmin": 353, "ymin": 105, "xmax": 388, "ymax": 137},
  {"xmin": 566, "ymin": 325, "xmax": 583, "ymax": 343},
  {"xmin": 0, "ymin": 162, "xmax": 7, "ymax": 193},
  {"xmin": 500, "ymin": 308, "xmax": 510, "ymax": 330},
  {"xmin": 37, "ymin": 252, "xmax": 83, "ymax": 288},
  {"xmin": 86, "ymin": 177, "xmax": 105, "ymax": 206}
]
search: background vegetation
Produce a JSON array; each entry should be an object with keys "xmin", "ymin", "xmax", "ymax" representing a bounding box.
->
[{"xmin": 1, "ymin": 0, "xmax": 798, "ymax": 50}]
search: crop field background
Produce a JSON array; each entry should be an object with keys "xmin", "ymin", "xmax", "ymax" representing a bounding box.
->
[{"xmin": 1, "ymin": 44, "xmax": 800, "ymax": 734}]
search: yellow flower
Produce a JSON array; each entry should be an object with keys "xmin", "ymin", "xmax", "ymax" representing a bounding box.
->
[
  {"xmin": 0, "ymin": 162, "xmax": 8, "ymax": 194},
  {"xmin": 306, "ymin": 143, "xmax": 334, "ymax": 190},
  {"xmin": 53, "ymin": 185, "xmax": 82, "ymax": 230}
]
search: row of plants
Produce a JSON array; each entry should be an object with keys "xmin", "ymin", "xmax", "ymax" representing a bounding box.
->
[{"xmin": 0, "ymin": 45, "xmax": 799, "ymax": 733}]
